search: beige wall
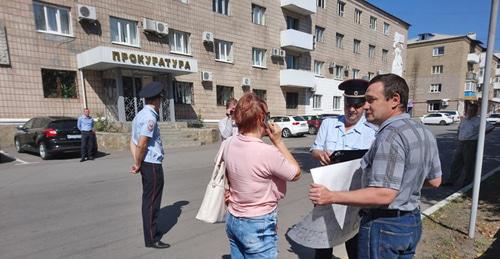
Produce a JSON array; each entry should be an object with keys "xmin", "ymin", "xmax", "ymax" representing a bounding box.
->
[{"xmin": 0, "ymin": 0, "xmax": 408, "ymax": 120}]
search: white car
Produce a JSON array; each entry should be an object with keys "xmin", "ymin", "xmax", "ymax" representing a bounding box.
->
[
  {"xmin": 486, "ymin": 113, "xmax": 500, "ymax": 126},
  {"xmin": 270, "ymin": 116, "xmax": 308, "ymax": 138},
  {"xmin": 420, "ymin": 113, "xmax": 454, "ymax": 125},
  {"xmin": 439, "ymin": 110, "xmax": 460, "ymax": 122}
]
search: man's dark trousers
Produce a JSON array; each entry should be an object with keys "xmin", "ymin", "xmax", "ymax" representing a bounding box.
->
[
  {"xmin": 80, "ymin": 131, "xmax": 94, "ymax": 159},
  {"xmin": 140, "ymin": 162, "xmax": 164, "ymax": 246}
]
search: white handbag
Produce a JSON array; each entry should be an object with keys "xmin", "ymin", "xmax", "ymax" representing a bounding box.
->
[{"xmin": 195, "ymin": 137, "xmax": 231, "ymax": 223}]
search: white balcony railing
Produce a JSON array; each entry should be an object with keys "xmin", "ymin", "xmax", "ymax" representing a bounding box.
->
[
  {"xmin": 280, "ymin": 29, "xmax": 314, "ymax": 52},
  {"xmin": 280, "ymin": 0, "xmax": 316, "ymax": 15},
  {"xmin": 493, "ymin": 82, "xmax": 500, "ymax": 90},
  {"xmin": 280, "ymin": 69, "xmax": 315, "ymax": 88},
  {"xmin": 467, "ymin": 53, "xmax": 480, "ymax": 64},
  {"xmin": 496, "ymin": 68, "xmax": 500, "ymax": 76}
]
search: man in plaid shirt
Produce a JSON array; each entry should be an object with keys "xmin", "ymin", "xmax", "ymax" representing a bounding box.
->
[{"xmin": 309, "ymin": 73, "xmax": 442, "ymax": 258}]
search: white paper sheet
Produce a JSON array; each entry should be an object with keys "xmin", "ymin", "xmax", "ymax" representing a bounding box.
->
[{"xmin": 310, "ymin": 159, "xmax": 362, "ymax": 229}]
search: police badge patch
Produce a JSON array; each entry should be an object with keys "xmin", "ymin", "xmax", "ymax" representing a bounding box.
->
[{"xmin": 147, "ymin": 120, "xmax": 154, "ymax": 132}]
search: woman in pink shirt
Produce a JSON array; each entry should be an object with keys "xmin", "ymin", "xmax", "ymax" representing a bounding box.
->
[{"xmin": 224, "ymin": 93, "xmax": 301, "ymax": 258}]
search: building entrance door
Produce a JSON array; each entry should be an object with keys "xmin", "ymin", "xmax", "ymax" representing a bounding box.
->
[{"xmin": 123, "ymin": 76, "xmax": 144, "ymax": 121}]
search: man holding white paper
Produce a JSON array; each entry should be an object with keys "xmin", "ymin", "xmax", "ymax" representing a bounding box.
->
[
  {"xmin": 309, "ymin": 74, "xmax": 442, "ymax": 258},
  {"xmin": 287, "ymin": 79, "xmax": 375, "ymax": 259}
]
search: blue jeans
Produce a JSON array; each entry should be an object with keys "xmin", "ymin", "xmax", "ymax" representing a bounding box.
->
[
  {"xmin": 226, "ymin": 211, "xmax": 278, "ymax": 259},
  {"xmin": 358, "ymin": 210, "xmax": 422, "ymax": 259}
]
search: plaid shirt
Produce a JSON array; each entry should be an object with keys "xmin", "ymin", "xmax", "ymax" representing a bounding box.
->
[{"xmin": 361, "ymin": 113, "xmax": 442, "ymax": 211}]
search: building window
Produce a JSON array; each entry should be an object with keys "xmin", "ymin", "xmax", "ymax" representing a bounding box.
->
[
  {"xmin": 430, "ymin": 83, "xmax": 442, "ymax": 93},
  {"xmin": 314, "ymin": 61, "xmax": 324, "ymax": 76},
  {"xmin": 215, "ymin": 39, "xmax": 233, "ymax": 62},
  {"xmin": 382, "ymin": 49, "xmax": 388, "ymax": 62},
  {"xmin": 253, "ymin": 89, "xmax": 267, "ymax": 101},
  {"xmin": 336, "ymin": 33, "xmax": 344, "ymax": 48},
  {"xmin": 213, "ymin": 0, "xmax": 229, "ymax": 15},
  {"xmin": 335, "ymin": 65, "xmax": 344, "ymax": 79},
  {"xmin": 252, "ymin": 48, "xmax": 266, "ymax": 68},
  {"xmin": 216, "ymin": 85, "xmax": 234, "ymax": 106},
  {"xmin": 286, "ymin": 16, "xmax": 299, "ymax": 30},
  {"xmin": 33, "ymin": 2, "xmax": 72, "ymax": 36},
  {"xmin": 286, "ymin": 92, "xmax": 299, "ymax": 109},
  {"xmin": 333, "ymin": 96, "xmax": 341, "ymax": 110},
  {"xmin": 174, "ymin": 81, "xmax": 193, "ymax": 104},
  {"xmin": 110, "ymin": 17, "xmax": 139, "ymax": 46},
  {"xmin": 465, "ymin": 82, "xmax": 476, "ymax": 91},
  {"xmin": 432, "ymin": 65, "xmax": 444, "ymax": 74},
  {"xmin": 383, "ymin": 22, "xmax": 390, "ymax": 35},
  {"xmin": 170, "ymin": 30, "xmax": 191, "ymax": 54},
  {"xmin": 369, "ymin": 16, "xmax": 377, "ymax": 30},
  {"xmin": 368, "ymin": 45, "xmax": 375, "ymax": 59},
  {"xmin": 252, "ymin": 4, "xmax": 265, "ymax": 25},
  {"xmin": 315, "ymin": 26, "xmax": 325, "ymax": 43},
  {"xmin": 353, "ymin": 39, "xmax": 361, "ymax": 54},
  {"xmin": 433, "ymin": 46, "xmax": 445, "ymax": 56},
  {"xmin": 354, "ymin": 9, "xmax": 362, "ymax": 24},
  {"xmin": 367, "ymin": 72, "xmax": 375, "ymax": 80},
  {"xmin": 337, "ymin": 1, "xmax": 345, "ymax": 17},
  {"xmin": 317, "ymin": 0, "xmax": 326, "ymax": 8},
  {"xmin": 428, "ymin": 102, "xmax": 440, "ymax": 111},
  {"xmin": 286, "ymin": 54, "xmax": 298, "ymax": 69},
  {"xmin": 41, "ymin": 69, "xmax": 77, "ymax": 98},
  {"xmin": 313, "ymin": 95, "xmax": 322, "ymax": 109},
  {"xmin": 352, "ymin": 69, "xmax": 360, "ymax": 79}
]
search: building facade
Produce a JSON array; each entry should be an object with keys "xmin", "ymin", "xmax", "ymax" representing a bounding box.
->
[
  {"xmin": 0, "ymin": 0, "xmax": 408, "ymax": 123},
  {"xmin": 406, "ymin": 33, "xmax": 500, "ymax": 117}
]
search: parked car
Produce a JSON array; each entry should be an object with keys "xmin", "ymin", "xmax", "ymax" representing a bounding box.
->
[
  {"xmin": 270, "ymin": 116, "xmax": 308, "ymax": 138},
  {"xmin": 302, "ymin": 115, "xmax": 322, "ymax": 135},
  {"xmin": 486, "ymin": 113, "xmax": 500, "ymax": 126},
  {"xmin": 420, "ymin": 113, "xmax": 454, "ymax": 125},
  {"xmin": 439, "ymin": 110, "xmax": 460, "ymax": 122},
  {"xmin": 319, "ymin": 113, "xmax": 341, "ymax": 120},
  {"xmin": 14, "ymin": 116, "xmax": 97, "ymax": 159}
]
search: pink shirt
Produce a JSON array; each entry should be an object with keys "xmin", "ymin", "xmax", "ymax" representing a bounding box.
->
[{"xmin": 224, "ymin": 135, "xmax": 297, "ymax": 217}]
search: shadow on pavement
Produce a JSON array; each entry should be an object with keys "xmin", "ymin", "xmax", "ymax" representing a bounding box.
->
[
  {"xmin": 0, "ymin": 152, "xmax": 16, "ymax": 163},
  {"xmin": 479, "ymin": 231, "xmax": 500, "ymax": 258},
  {"xmin": 158, "ymin": 200, "xmax": 189, "ymax": 237}
]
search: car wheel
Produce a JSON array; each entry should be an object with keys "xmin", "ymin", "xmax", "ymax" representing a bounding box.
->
[
  {"xmin": 308, "ymin": 126, "xmax": 317, "ymax": 135},
  {"xmin": 14, "ymin": 138, "xmax": 23, "ymax": 153},
  {"xmin": 439, "ymin": 120, "xmax": 446, "ymax": 125},
  {"xmin": 38, "ymin": 142, "xmax": 50, "ymax": 160},
  {"xmin": 282, "ymin": 128, "xmax": 291, "ymax": 138}
]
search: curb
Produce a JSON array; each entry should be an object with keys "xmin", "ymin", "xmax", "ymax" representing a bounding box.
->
[{"xmin": 421, "ymin": 166, "xmax": 500, "ymax": 218}]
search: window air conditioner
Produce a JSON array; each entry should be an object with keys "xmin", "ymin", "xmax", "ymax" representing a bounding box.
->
[
  {"xmin": 203, "ymin": 31, "xmax": 214, "ymax": 43},
  {"xmin": 271, "ymin": 48, "xmax": 280, "ymax": 57},
  {"xmin": 242, "ymin": 77, "xmax": 251, "ymax": 86},
  {"xmin": 329, "ymin": 62, "xmax": 336, "ymax": 69},
  {"xmin": 77, "ymin": 4, "xmax": 97, "ymax": 21},
  {"xmin": 155, "ymin": 21, "xmax": 169, "ymax": 35},
  {"xmin": 143, "ymin": 18, "xmax": 157, "ymax": 32},
  {"xmin": 201, "ymin": 71, "xmax": 213, "ymax": 81},
  {"xmin": 279, "ymin": 50, "xmax": 286, "ymax": 57}
]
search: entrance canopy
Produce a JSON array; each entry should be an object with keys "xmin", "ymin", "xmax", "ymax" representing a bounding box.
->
[{"xmin": 77, "ymin": 46, "xmax": 198, "ymax": 75}]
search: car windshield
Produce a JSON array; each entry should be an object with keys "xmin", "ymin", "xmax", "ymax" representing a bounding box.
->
[
  {"xmin": 489, "ymin": 114, "xmax": 500, "ymax": 118},
  {"xmin": 49, "ymin": 120, "xmax": 78, "ymax": 129},
  {"xmin": 293, "ymin": 116, "xmax": 305, "ymax": 121}
]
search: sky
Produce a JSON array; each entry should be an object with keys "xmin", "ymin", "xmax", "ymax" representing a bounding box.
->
[{"xmin": 367, "ymin": 0, "xmax": 500, "ymax": 50}]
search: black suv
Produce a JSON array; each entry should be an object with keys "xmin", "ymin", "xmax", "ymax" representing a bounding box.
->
[{"xmin": 14, "ymin": 116, "xmax": 96, "ymax": 160}]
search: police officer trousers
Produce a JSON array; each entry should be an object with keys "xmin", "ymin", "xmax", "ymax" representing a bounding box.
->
[
  {"xmin": 140, "ymin": 161, "xmax": 164, "ymax": 246},
  {"xmin": 80, "ymin": 131, "xmax": 94, "ymax": 159}
]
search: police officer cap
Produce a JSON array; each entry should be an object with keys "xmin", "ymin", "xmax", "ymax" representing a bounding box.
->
[
  {"xmin": 338, "ymin": 79, "xmax": 369, "ymax": 105},
  {"xmin": 139, "ymin": 81, "xmax": 164, "ymax": 98}
]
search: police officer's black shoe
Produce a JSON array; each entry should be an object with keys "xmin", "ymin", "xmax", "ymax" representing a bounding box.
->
[{"xmin": 147, "ymin": 241, "xmax": 170, "ymax": 249}]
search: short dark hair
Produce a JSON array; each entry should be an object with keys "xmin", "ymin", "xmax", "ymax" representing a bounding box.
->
[
  {"xmin": 145, "ymin": 94, "xmax": 162, "ymax": 104},
  {"xmin": 369, "ymin": 74, "xmax": 409, "ymax": 111}
]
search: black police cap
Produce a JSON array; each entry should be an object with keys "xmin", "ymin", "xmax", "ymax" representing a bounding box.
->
[
  {"xmin": 338, "ymin": 79, "xmax": 369, "ymax": 105},
  {"xmin": 139, "ymin": 81, "xmax": 164, "ymax": 98}
]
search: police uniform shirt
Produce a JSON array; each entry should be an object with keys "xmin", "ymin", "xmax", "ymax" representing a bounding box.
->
[
  {"xmin": 311, "ymin": 116, "xmax": 376, "ymax": 152},
  {"xmin": 77, "ymin": 115, "xmax": 94, "ymax": 131},
  {"xmin": 131, "ymin": 105, "xmax": 164, "ymax": 164}
]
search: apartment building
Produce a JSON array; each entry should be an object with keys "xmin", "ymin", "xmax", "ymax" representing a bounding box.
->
[
  {"xmin": 0, "ymin": 0, "xmax": 408, "ymax": 123},
  {"xmin": 406, "ymin": 32, "xmax": 500, "ymax": 117}
]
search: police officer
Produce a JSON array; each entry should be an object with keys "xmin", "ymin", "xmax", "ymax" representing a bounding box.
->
[
  {"xmin": 130, "ymin": 81, "xmax": 169, "ymax": 249},
  {"xmin": 77, "ymin": 108, "xmax": 95, "ymax": 162},
  {"xmin": 287, "ymin": 79, "xmax": 376, "ymax": 259}
]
